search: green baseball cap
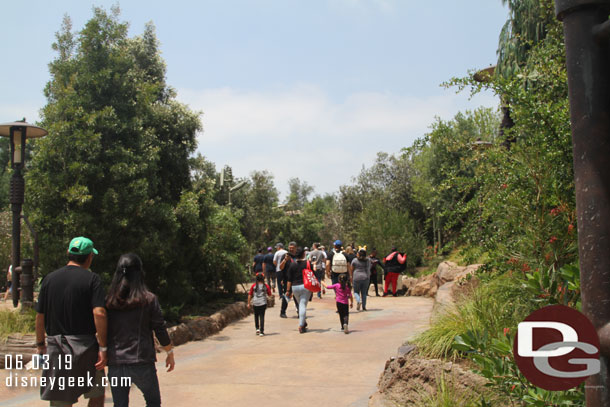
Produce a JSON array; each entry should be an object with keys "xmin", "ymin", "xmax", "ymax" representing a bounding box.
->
[{"xmin": 68, "ymin": 236, "xmax": 99, "ymax": 255}]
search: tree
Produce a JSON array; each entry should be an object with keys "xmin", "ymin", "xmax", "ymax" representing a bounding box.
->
[{"xmin": 26, "ymin": 7, "xmax": 203, "ymax": 303}]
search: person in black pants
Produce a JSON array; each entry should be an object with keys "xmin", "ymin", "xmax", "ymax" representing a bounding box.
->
[
  {"xmin": 248, "ymin": 273, "xmax": 272, "ymax": 336},
  {"xmin": 369, "ymin": 248, "xmax": 384, "ymax": 297}
]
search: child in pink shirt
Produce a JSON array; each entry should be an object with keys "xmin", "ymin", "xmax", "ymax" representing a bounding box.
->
[{"xmin": 323, "ymin": 273, "xmax": 353, "ymax": 334}]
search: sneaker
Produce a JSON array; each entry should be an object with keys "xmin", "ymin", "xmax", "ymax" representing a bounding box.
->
[
  {"xmin": 256, "ymin": 329, "xmax": 260, "ymax": 335},
  {"xmin": 356, "ymin": 302, "xmax": 361, "ymax": 311},
  {"xmin": 344, "ymin": 324, "xmax": 349, "ymax": 334},
  {"xmin": 393, "ymin": 293, "xmax": 398, "ymax": 297},
  {"xmin": 259, "ymin": 332, "xmax": 265, "ymax": 337},
  {"xmin": 299, "ymin": 326, "xmax": 307, "ymax": 334},
  {"xmin": 280, "ymin": 313, "xmax": 287, "ymax": 318},
  {"xmin": 382, "ymin": 293, "xmax": 388, "ymax": 297},
  {"xmin": 362, "ymin": 306, "xmax": 367, "ymax": 311}
]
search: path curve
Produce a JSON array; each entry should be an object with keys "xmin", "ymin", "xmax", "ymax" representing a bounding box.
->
[{"xmin": 1, "ymin": 290, "xmax": 433, "ymax": 407}]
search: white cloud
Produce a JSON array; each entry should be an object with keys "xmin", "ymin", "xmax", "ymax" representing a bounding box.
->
[{"xmin": 177, "ymin": 84, "xmax": 498, "ymax": 198}]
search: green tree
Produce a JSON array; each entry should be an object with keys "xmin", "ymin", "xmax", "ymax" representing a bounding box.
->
[{"xmin": 26, "ymin": 7, "xmax": 203, "ymax": 304}]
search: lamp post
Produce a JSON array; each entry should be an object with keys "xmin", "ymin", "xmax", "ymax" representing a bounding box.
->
[
  {"xmin": 553, "ymin": 1, "xmax": 610, "ymax": 404},
  {"xmin": 0, "ymin": 121, "xmax": 47, "ymax": 308}
]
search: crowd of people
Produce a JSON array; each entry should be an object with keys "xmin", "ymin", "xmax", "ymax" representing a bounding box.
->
[
  {"xmin": 3, "ymin": 235, "xmax": 407, "ymax": 407},
  {"xmin": 248, "ymin": 239, "xmax": 408, "ymax": 335}
]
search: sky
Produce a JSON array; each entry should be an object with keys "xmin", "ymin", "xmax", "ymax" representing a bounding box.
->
[{"xmin": 1, "ymin": 0, "xmax": 508, "ymax": 198}]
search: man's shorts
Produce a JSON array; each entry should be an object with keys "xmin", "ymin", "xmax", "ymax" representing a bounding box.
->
[{"xmin": 49, "ymin": 369, "xmax": 105, "ymax": 407}]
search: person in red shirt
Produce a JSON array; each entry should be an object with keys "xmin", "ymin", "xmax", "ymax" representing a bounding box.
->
[{"xmin": 383, "ymin": 247, "xmax": 406, "ymax": 297}]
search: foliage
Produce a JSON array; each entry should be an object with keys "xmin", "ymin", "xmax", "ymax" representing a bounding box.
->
[
  {"xmin": 0, "ymin": 309, "xmax": 36, "ymax": 340},
  {"xmin": 201, "ymin": 206, "xmax": 248, "ymax": 294},
  {"xmin": 453, "ymin": 323, "xmax": 584, "ymax": 406},
  {"xmin": 414, "ymin": 273, "xmax": 539, "ymax": 360},
  {"xmin": 23, "ymin": 8, "xmax": 246, "ymax": 307}
]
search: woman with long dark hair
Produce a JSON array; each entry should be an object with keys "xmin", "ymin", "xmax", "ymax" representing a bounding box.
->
[{"xmin": 106, "ymin": 253, "xmax": 174, "ymax": 407}]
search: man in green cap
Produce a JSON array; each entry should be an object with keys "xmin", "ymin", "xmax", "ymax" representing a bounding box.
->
[{"xmin": 35, "ymin": 236, "xmax": 107, "ymax": 407}]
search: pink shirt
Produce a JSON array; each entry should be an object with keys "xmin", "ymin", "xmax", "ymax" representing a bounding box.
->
[{"xmin": 326, "ymin": 283, "xmax": 352, "ymax": 304}]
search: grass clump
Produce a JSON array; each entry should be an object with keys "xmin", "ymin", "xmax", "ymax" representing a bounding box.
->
[
  {"xmin": 0, "ymin": 308, "xmax": 36, "ymax": 340},
  {"xmin": 413, "ymin": 273, "xmax": 538, "ymax": 359}
]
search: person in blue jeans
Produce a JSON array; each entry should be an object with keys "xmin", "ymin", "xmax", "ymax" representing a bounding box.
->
[
  {"xmin": 106, "ymin": 253, "xmax": 175, "ymax": 407},
  {"xmin": 351, "ymin": 248, "xmax": 371, "ymax": 311},
  {"xmin": 286, "ymin": 247, "xmax": 311, "ymax": 333}
]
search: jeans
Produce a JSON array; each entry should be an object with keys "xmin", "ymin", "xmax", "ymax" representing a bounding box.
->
[
  {"xmin": 108, "ymin": 363, "xmax": 161, "ymax": 407},
  {"xmin": 291, "ymin": 284, "xmax": 310, "ymax": 327},
  {"xmin": 331, "ymin": 271, "xmax": 342, "ymax": 285},
  {"xmin": 353, "ymin": 279, "xmax": 370, "ymax": 309},
  {"xmin": 276, "ymin": 271, "xmax": 288, "ymax": 314}
]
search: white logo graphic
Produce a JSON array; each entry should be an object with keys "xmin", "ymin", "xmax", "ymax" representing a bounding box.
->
[{"xmin": 517, "ymin": 321, "xmax": 600, "ymax": 378}]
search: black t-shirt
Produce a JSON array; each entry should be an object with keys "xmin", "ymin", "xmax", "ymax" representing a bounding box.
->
[
  {"xmin": 36, "ymin": 265, "xmax": 106, "ymax": 336},
  {"xmin": 287, "ymin": 260, "xmax": 308, "ymax": 286},
  {"xmin": 263, "ymin": 253, "xmax": 275, "ymax": 270},
  {"xmin": 253, "ymin": 254, "xmax": 265, "ymax": 272}
]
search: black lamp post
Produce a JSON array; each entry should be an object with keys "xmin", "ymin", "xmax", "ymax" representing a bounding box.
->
[{"xmin": 0, "ymin": 121, "xmax": 47, "ymax": 308}]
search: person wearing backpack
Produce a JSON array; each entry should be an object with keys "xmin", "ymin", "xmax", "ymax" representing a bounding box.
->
[
  {"xmin": 247, "ymin": 273, "xmax": 272, "ymax": 336},
  {"xmin": 383, "ymin": 246, "xmax": 406, "ymax": 297},
  {"xmin": 325, "ymin": 240, "xmax": 352, "ymax": 285}
]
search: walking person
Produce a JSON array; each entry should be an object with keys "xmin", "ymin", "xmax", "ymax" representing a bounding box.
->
[
  {"xmin": 326, "ymin": 240, "xmax": 351, "ymax": 285},
  {"xmin": 323, "ymin": 274, "xmax": 354, "ymax": 333},
  {"xmin": 383, "ymin": 246, "xmax": 406, "ymax": 297},
  {"xmin": 308, "ymin": 243, "xmax": 326, "ymax": 299},
  {"xmin": 273, "ymin": 243, "xmax": 288, "ymax": 317},
  {"xmin": 262, "ymin": 247, "xmax": 276, "ymax": 292},
  {"xmin": 252, "ymin": 248, "xmax": 265, "ymax": 279},
  {"xmin": 35, "ymin": 236, "xmax": 107, "ymax": 407},
  {"xmin": 368, "ymin": 248, "xmax": 384, "ymax": 296},
  {"xmin": 351, "ymin": 248, "xmax": 371, "ymax": 311},
  {"xmin": 106, "ymin": 253, "xmax": 175, "ymax": 407},
  {"xmin": 286, "ymin": 247, "xmax": 311, "ymax": 333},
  {"xmin": 248, "ymin": 273, "xmax": 272, "ymax": 336}
]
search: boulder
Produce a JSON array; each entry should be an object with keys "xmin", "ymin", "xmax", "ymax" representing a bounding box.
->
[
  {"xmin": 400, "ymin": 276, "xmax": 417, "ymax": 294},
  {"xmin": 436, "ymin": 261, "xmax": 466, "ymax": 284},
  {"xmin": 409, "ymin": 274, "xmax": 438, "ymax": 297}
]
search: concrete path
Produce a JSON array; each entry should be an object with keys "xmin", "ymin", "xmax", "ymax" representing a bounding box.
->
[{"xmin": 1, "ymin": 291, "xmax": 433, "ymax": 407}]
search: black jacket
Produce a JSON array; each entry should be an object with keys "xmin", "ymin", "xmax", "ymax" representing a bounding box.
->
[{"xmin": 107, "ymin": 292, "xmax": 171, "ymax": 365}]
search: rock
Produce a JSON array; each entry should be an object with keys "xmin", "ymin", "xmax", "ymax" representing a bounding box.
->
[
  {"xmin": 409, "ymin": 274, "xmax": 437, "ymax": 297},
  {"xmin": 433, "ymin": 281, "xmax": 455, "ymax": 315},
  {"xmin": 168, "ymin": 323, "xmax": 192, "ymax": 346},
  {"xmin": 436, "ymin": 261, "xmax": 466, "ymax": 284},
  {"xmin": 0, "ymin": 334, "xmax": 36, "ymax": 369},
  {"xmin": 400, "ymin": 276, "xmax": 417, "ymax": 294},
  {"xmin": 370, "ymin": 347, "xmax": 490, "ymax": 406}
]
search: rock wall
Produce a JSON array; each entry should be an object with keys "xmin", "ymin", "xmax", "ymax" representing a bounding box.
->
[
  {"xmin": 400, "ymin": 261, "xmax": 482, "ymax": 299},
  {"xmin": 168, "ymin": 301, "xmax": 252, "ymax": 346}
]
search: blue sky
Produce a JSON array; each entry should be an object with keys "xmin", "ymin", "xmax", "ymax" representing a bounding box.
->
[{"xmin": 1, "ymin": 0, "xmax": 507, "ymax": 197}]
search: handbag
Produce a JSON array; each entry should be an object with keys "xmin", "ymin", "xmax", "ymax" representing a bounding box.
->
[{"xmin": 303, "ymin": 261, "xmax": 321, "ymax": 293}]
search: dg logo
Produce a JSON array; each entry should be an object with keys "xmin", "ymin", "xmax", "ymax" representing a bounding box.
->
[{"xmin": 514, "ymin": 304, "xmax": 600, "ymax": 391}]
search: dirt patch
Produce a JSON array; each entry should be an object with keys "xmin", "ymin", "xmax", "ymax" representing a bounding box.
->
[{"xmin": 369, "ymin": 346, "xmax": 490, "ymax": 406}]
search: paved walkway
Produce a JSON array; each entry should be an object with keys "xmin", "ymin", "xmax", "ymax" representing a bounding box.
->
[{"xmin": 1, "ymin": 291, "xmax": 433, "ymax": 407}]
